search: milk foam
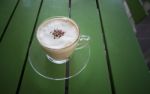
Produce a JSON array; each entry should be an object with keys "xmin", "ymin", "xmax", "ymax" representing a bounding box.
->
[{"xmin": 37, "ymin": 18, "xmax": 79, "ymax": 49}]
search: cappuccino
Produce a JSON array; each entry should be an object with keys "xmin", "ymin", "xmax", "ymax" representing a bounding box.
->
[{"xmin": 36, "ymin": 17, "xmax": 79, "ymax": 61}]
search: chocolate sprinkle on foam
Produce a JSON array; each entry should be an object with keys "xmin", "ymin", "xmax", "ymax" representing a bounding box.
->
[{"xmin": 51, "ymin": 29, "xmax": 65, "ymax": 39}]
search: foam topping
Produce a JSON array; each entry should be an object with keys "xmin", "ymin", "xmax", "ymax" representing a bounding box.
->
[{"xmin": 37, "ymin": 18, "xmax": 79, "ymax": 49}]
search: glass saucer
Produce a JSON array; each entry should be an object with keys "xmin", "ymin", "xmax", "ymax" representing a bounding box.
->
[{"xmin": 28, "ymin": 37, "xmax": 90, "ymax": 80}]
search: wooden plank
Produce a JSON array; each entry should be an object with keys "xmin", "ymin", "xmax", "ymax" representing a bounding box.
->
[
  {"xmin": 0, "ymin": 0, "xmax": 18, "ymax": 38},
  {"xmin": 19, "ymin": 0, "xmax": 68, "ymax": 93},
  {"xmin": 69, "ymin": 0, "xmax": 112, "ymax": 94},
  {"xmin": 98, "ymin": 0, "xmax": 150, "ymax": 93},
  {"xmin": 0, "ymin": 0, "xmax": 41, "ymax": 93}
]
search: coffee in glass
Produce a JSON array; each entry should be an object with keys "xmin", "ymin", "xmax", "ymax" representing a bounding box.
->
[{"xmin": 36, "ymin": 16, "xmax": 80, "ymax": 64}]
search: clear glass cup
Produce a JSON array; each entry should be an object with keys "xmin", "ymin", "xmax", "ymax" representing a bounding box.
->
[{"xmin": 36, "ymin": 16, "xmax": 80, "ymax": 64}]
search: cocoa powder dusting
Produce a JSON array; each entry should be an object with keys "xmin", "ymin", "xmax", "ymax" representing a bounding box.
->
[{"xmin": 51, "ymin": 29, "xmax": 65, "ymax": 39}]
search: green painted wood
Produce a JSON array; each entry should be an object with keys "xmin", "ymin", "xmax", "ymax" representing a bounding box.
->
[
  {"xmin": 69, "ymin": 0, "xmax": 112, "ymax": 94},
  {"xmin": 99, "ymin": 0, "xmax": 150, "ymax": 93},
  {"xmin": 19, "ymin": 0, "xmax": 68, "ymax": 93},
  {"xmin": 0, "ymin": 0, "xmax": 41, "ymax": 93},
  {"xmin": 126, "ymin": 0, "xmax": 146, "ymax": 24},
  {"xmin": 0, "ymin": 0, "xmax": 18, "ymax": 37}
]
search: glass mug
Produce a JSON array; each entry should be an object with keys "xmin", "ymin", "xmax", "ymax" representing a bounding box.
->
[{"xmin": 36, "ymin": 16, "xmax": 89, "ymax": 64}]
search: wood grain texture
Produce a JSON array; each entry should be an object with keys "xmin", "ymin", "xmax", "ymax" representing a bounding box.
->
[
  {"xmin": 99, "ymin": 0, "xmax": 150, "ymax": 93},
  {"xmin": 0, "ymin": 0, "xmax": 41, "ymax": 93},
  {"xmin": 19, "ymin": 0, "xmax": 68, "ymax": 93},
  {"xmin": 69, "ymin": 0, "xmax": 112, "ymax": 94}
]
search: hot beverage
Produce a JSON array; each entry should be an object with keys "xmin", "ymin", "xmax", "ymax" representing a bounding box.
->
[{"xmin": 36, "ymin": 17, "xmax": 80, "ymax": 64}]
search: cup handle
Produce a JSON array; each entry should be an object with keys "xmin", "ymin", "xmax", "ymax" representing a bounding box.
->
[{"xmin": 76, "ymin": 35, "xmax": 90, "ymax": 50}]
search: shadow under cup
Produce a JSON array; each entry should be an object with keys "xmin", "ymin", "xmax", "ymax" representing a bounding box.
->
[{"xmin": 36, "ymin": 17, "xmax": 80, "ymax": 64}]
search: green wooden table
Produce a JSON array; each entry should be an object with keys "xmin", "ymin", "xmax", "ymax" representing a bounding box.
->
[{"xmin": 0, "ymin": 0, "xmax": 150, "ymax": 94}]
